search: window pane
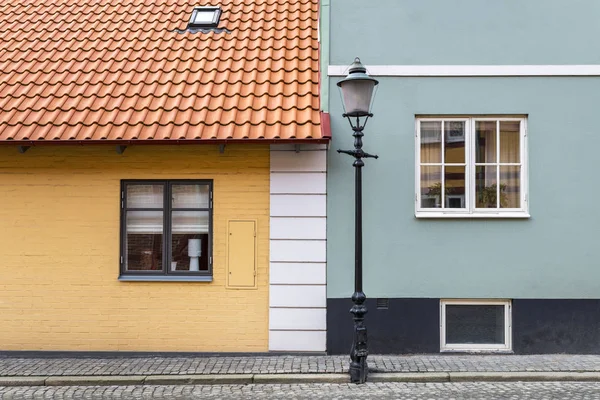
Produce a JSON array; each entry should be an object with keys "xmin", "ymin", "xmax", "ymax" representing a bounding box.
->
[
  {"xmin": 172, "ymin": 184, "xmax": 210, "ymax": 209},
  {"xmin": 420, "ymin": 166, "xmax": 442, "ymax": 208},
  {"xmin": 500, "ymin": 166, "xmax": 521, "ymax": 208},
  {"xmin": 126, "ymin": 211, "xmax": 163, "ymax": 271},
  {"xmin": 420, "ymin": 121, "xmax": 441, "ymax": 163},
  {"xmin": 446, "ymin": 305, "xmax": 505, "ymax": 344},
  {"xmin": 444, "ymin": 121, "xmax": 465, "ymax": 164},
  {"xmin": 476, "ymin": 121, "xmax": 497, "ymax": 163},
  {"xmin": 171, "ymin": 211, "xmax": 209, "ymax": 272},
  {"xmin": 193, "ymin": 10, "xmax": 216, "ymax": 23},
  {"xmin": 445, "ymin": 166, "xmax": 465, "ymax": 209},
  {"xmin": 126, "ymin": 184, "xmax": 164, "ymax": 208},
  {"xmin": 500, "ymin": 121, "xmax": 521, "ymax": 163},
  {"xmin": 476, "ymin": 166, "xmax": 498, "ymax": 208}
]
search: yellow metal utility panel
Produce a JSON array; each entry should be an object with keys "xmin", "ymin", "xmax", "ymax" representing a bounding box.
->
[{"xmin": 227, "ymin": 220, "xmax": 257, "ymax": 288}]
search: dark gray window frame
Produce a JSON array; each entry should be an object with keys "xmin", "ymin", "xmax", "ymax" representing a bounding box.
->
[{"xmin": 119, "ymin": 179, "xmax": 213, "ymax": 280}]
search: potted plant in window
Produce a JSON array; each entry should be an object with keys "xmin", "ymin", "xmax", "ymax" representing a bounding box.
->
[
  {"xmin": 426, "ymin": 182, "xmax": 446, "ymax": 207},
  {"xmin": 478, "ymin": 183, "xmax": 508, "ymax": 208}
]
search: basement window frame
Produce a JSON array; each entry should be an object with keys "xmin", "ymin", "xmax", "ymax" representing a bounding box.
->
[
  {"xmin": 119, "ymin": 179, "xmax": 214, "ymax": 282},
  {"xmin": 440, "ymin": 299, "xmax": 512, "ymax": 353},
  {"xmin": 188, "ymin": 6, "xmax": 222, "ymax": 29}
]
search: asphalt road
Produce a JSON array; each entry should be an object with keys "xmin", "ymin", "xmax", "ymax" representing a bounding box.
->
[{"xmin": 2, "ymin": 382, "xmax": 600, "ymax": 399}]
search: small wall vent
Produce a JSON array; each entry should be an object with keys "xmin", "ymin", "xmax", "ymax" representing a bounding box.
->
[{"xmin": 376, "ymin": 298, "xmax": 389, "ymax": 309}]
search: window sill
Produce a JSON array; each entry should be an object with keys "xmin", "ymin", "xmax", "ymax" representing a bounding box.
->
[
  {"xmin": 415, "ymin": 212, "xmax": 530, "ymax": 219},
  {"xmin": 440, "ymin": 348, "xmax": 513, "ymax": 354},
  {"xmin": 118, "ymin": 275, "xmax": 213, "ymax": 282}
]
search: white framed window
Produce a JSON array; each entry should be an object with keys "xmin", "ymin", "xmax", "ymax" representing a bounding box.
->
[
  {"xmin": 415, "ymin": 117, "xmax": 528, "ymax": 218},
  {"xmin": 440, "ymin": 299, "xmax": 512, "ymax": 352}
]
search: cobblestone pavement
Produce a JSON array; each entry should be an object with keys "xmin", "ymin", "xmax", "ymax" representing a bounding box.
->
[
  {"xmin": 2, "ymin": 354, "xmax": 600, "ymax": 377},
  {"xmin": 3, "ymin": 382, "xmax": 600, "ymax": 399}
]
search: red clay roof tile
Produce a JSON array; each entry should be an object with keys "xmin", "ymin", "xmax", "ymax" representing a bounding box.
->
[{"xmin": 0, "ymin": 0, "xmax": 324, "ymax": 143}]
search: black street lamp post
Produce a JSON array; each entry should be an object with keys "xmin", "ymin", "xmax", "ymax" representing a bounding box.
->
[{"xmin": 336, "ymin": 58, "xmax": 379, "ymax": 384}]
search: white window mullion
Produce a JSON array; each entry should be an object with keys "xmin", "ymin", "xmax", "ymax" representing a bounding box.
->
[
  {"xmin": 468, "ymin": 119, "xmax": 474, "ymax": 214},
  {"xmin": 415, "ymin": 120, "xmax": 420, "ymax": 211},
  {"xmin": 496, "ymin": 120, "xmax": 500, "ymax": 208},
  {"xmin": 521, "ymin": 120, "xmax": 527, "ymax": 211},
  {"xmin": 440, "ymin": 302, "xmax": 447, "ymax": 350},
  {"xmin": 441, "ymin": 120, "xmax": 445, "ymax": 209},
  {"xmin": 506, "ymin": 302, "xmax": 513, "ymax": 350}
]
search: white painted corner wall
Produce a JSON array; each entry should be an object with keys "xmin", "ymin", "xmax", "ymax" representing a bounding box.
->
[{"xmin": 269, "ymin": 144, "xmax": 327, "ymax": 352}]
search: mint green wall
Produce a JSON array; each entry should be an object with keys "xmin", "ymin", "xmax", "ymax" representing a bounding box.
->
[
  {"xmin": 330, "ymin": 0, "xmax": 600, "ymax": 65},
  {"xmin": 327, "ymin": 77, "xmax": 600, "ymax": 299}
]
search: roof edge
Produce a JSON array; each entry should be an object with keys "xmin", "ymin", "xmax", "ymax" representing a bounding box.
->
[
  {"xmin": 320, "ymin": 111, "xmax": 331, "ymax": 139},
  {"xmin": 0, "ymin": 138, "xmax": 330, "ymax": 146}
]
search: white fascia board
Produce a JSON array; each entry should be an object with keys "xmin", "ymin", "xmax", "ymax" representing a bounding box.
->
[{"xmin": 328, "ymin": 64, "xmax": 600, "ymax": 77}]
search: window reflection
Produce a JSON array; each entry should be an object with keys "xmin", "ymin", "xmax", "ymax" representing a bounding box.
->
[
  {"xmin": 500, "ymin": 121, "xmax": 520, "ymax": 163},
  {"xmin": 476, "ymin": 121, "xmax": 497, "ymax": 163},
  {"xmin": 445, "ymin": 166, "xmax": 465, "ymax": 208},
  {"xmin": 171, "ymin": 211, "xmax": 210, "ymax": 271},
  {"xmin": 476, "ymin": 166, "xmax": 498, "ymax": 208},
  {"xmin": 500, "ymin": 166, "xmax": 520, "ymax": 208},
  {"xmin": 172, "ymin": 184, "xmax": 210, "ymax": 209},
  {"xmin": 126, "ymin": 211, "xmax": 163, "ymax": 271},
  {"xmin": 420, "ymin": 121, "xmax": 442, "ymax": 164},
  {"xmin": 127, "ymin": 185, "xmax": 164, "ymax": 208},
  {"xmin": 421, "ymin": 166, "xmax": 442, "ymax": 208},
  {"xmin": 444, "ymin": 121, "xmax": 465, "ymax": 164}
]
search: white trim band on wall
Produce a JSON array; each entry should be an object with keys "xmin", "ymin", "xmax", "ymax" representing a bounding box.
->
[{"xmin": 328, "ymin": 65, "xmax": 600, "ymax": 77}]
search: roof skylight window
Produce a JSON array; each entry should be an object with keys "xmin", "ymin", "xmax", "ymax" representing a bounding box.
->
[{"xmin": 189, "ymin": 6, "xmax": 221, "ymax": 29}]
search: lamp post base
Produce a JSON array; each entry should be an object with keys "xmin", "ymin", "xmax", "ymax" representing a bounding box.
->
[
  {"xmin": 349, "ymin": 358, "xmax": 368, "ymax": 384},
  {"xmin": 349, "ymin": 291, "xmax": 368, "ymax": 384}
]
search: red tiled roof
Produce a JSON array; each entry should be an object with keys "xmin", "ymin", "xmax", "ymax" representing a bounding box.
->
[{"xmin": 0, "ymin": 0, "xmax": 328, "ymax": 143}]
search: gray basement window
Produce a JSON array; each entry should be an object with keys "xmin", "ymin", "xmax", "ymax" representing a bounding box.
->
[
  {"xmin": 188, "ymin": 6, "xmax": 222, "ymax": 29},
  {"xmin": 440, "ymin": 300, "xmax": 512, "ymax": 352}
]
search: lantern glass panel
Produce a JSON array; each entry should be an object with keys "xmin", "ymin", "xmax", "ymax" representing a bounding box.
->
[{"xmin": 340, "ymin": 79, "xmax": 375, "ymax": 117}]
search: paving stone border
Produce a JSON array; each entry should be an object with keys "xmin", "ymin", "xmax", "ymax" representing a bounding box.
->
[
  {"xmin": 5, "ymin": 381, "xmax": 600, "ymax": 400},
  {"xmin": 3, "ymin": 354, "xmax": 600, "ymax": 377},
  {"xmin": 4, "ymin": 371, "xmax": 600, "ymax": 387}
]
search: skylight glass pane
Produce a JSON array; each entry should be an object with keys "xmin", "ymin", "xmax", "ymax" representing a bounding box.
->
[{"xmin": 193, "ymin": 10, "xmax": 217, "ymax": 24}]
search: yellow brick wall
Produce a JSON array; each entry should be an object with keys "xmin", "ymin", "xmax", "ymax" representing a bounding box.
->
[{"xmin": 0, "ymin": 145, "xmax": 270, "ymax": 352}]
